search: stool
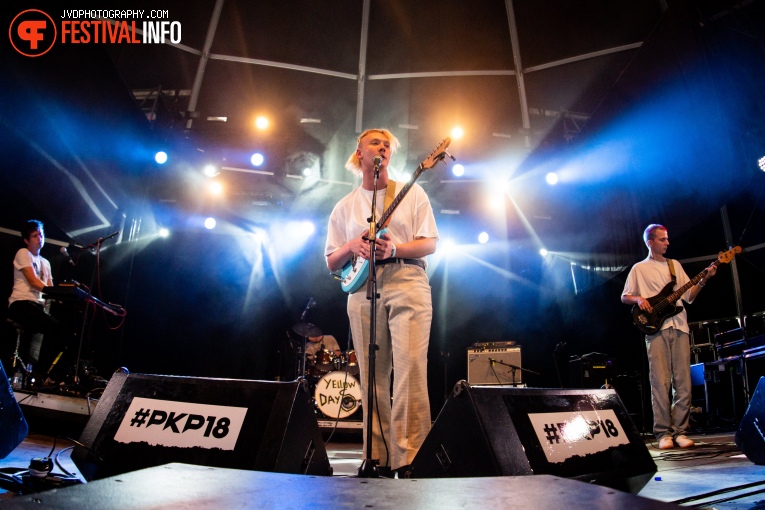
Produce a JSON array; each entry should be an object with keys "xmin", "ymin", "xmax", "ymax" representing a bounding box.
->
[{"xmin": 6, "ymin": 318, "xmax": 29, "ymax": 373}]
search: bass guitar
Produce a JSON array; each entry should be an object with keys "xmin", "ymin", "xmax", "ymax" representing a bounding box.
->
[
  {"xmin": 631, "ymin": 246, "xmax": 741, "ymax": 334},
  {"xmin": 339, "ymin": 137, "xmax": 452, "ymax": 293}
]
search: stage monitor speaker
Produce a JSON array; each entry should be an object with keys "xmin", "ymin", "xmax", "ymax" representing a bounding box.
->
[
  {"xmin": 409, "ymin": 381, "xmax": 655, "ymax": 494},
  {"xmin": 736, "ymin": 376, "xmax": 765, "ymax": 464},
  {"xmin": 71, "ymin": 372, "xmax": 331, "ymax": 480},
  {"xmin": 0, "ymin": 363, "xmax": 28, "ymax": 459},
  {"xmin": 467, "ymin": 346, "xmax": 522, "ymax": 385}
]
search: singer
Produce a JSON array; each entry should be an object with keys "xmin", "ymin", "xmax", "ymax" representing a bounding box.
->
[
  {"xmin": 325, "ymin": 128, "xmax": 439, "ymax": 477},
  {"xmin": 6, "ymin": 220, "xmax": 66, "ymax": 386}
]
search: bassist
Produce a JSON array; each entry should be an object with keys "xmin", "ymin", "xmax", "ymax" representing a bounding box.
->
[{"xmin": 621, "ymin": 224, "xmax": 717, "ymax": 450}]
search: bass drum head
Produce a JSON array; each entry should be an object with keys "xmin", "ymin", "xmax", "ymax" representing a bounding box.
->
[{"xmin": 314, "ymin": 372, "xmax": 362, "ymax": 419}]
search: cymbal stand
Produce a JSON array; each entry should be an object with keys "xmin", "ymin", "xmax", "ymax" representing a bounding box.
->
[
  {"xmin": 298, "ymin": 299, "xmax": 313, "ymax": 380},
  {"xmin": 358, "ymin": 157, "xmax": 382, "ymax": 478}
]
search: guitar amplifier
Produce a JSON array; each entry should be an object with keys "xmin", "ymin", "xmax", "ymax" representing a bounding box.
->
[{"xmin": 467, "ymin": 346, "xmax": 522, "ymax": 385}]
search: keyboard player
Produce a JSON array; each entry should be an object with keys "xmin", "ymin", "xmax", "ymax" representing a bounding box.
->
[{"xmin": 7, "ymin": 220, "xmax": 66, "ymax": 386}]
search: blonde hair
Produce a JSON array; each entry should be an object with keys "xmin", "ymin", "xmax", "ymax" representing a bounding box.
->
[
  {"xmin": 344, "ymin": 128, "xmax": 401, "ymax": 176},
  {"xmin": 643, "ymin": 224, "xmax": 666, "ymax": 246}
]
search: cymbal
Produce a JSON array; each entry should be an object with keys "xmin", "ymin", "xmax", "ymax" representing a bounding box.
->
[{"xmin": 293, "ymin": 322, "xmax": 322, "ymax": 338}]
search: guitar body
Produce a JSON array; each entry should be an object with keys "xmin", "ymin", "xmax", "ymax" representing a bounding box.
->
[
  {"xmin": 630, "ymin": 280, "xmax": 684, "ymax": 335},
  {"xmin": 340, "ymin": 228, "xmax": 389, "ymax": 294},
  {"xmin": 336, "ymin": 136, "xmax": 452, "ymax": 294}
]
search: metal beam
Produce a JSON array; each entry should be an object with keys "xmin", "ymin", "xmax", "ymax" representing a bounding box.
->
[
  {"xmin": 523, "ymin": 43, "xmax": 643, "ymax": 73},
  {"xmin": 186, "ymin": 0, "xmax": 225, "ymax": 129},
  {"xmin": 208, "ymin": 54, "xmax": 357, "ymax": 80},
  {"xmin": 355, "ymin": 0, "xmax": 372, "ymax": 133},
  {"xmin": 505, "ymin": 0, "xmax": 531, "ymax": 148},
  {"xmin": 369, "ymin": 70, "xmax": 515, "ymax": 80}
]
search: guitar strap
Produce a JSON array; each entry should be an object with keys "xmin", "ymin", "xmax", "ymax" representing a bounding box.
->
[
  {"xmin": 667, "ymin": 259, "xmax": 677, "ymax": 283},
  {"xmin": 380, "ymin": 180, "xmax": 398, "ymax": 228}
]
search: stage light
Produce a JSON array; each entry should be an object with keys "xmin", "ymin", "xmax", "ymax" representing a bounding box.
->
[
  {"xmin": 452, "ymin": 164, "xmax": 465, "ymax": 177},
  {"xmin": 539, "ymin": 248, "xmax": 548, "ymax": 257},
  {"xmin": 546, "ymin": 172, "xmax": 559, "ymax": 185},
  {"xmin": 478, "ymin": 232, "xmax": 489, "ymax": 244},
  {"xmin": 158, "ymin": 228, "xmax": 170, "ymax": 238},
  {"xmin": 255, "ymin": 116, "xmax": 269, "ymax": 130},
  {"xmin": 451, "ymin": 126, "xmax": 464, "ymax": 140},
  {"xmin": 251, "ymin": 153, "xmax": 265, "ymax": 167},
  {"xmin": 203, "ymin": 164, "xmax": 219, "ymax": 177},
  {"xmin": 302, "ymin": 167, "xmax": 313, "ymax": 177},
  {"xmin": 758, "ymin": 156, "xmax": 765, "ymax": 172},
  {"xmin": 204, "ymin": 217, "xmax": 217, "ymax": 230},
  {"xmin": 209, "ymin": 181, "xmax": 223, "ymax": 195},
  {"xmin": 155, "ymin": 151, "xmax": 168, "ymax": 164}
]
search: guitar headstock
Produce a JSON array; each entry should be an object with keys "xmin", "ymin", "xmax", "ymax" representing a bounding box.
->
[
  {"xmin": 420, "ymin": 137, "xmax": 452, "ymax": 171},
  {"xmin": 718, "ymin": 246, "xmax": 742, "ymax": 264}
]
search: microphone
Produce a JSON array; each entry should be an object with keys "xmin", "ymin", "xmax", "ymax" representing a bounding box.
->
[
  {"xmin": 60, "ymin": 247, "xmax": 75, "ymax": 265},
  {"xmin": 373, "ymin": 155, "xmax": 382, "ymax": 168}
]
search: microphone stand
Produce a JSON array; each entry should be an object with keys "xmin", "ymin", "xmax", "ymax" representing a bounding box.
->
[
  {"xmin": 72, "ymin": 231, "xmax": 120, "ymax": 388},
  {"xmin": 488, "ymin": 358, "xmax": 540, "ymax": 387},
  {"xmin": 358, "ymin": 157, "xmax": 382, "ymax": 478}
]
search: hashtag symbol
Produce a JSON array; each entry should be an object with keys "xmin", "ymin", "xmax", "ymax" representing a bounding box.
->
[
  {"xmin": 543, "ymin": 423, "xmax": 560, "ymax": 444},
  {"xmin": 130, "ymin": 408, "xmax": 151, "ymax": 427}
]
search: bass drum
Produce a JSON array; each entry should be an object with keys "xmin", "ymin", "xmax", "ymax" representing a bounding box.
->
[{"xmin": 314, "ymin": 372, "xmax": 362, "ymax": 419}]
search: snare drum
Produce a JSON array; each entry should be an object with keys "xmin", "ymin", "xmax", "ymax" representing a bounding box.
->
[{"xmin": 314, "ymin": 372, "xmax": 362, "ymax": 419}]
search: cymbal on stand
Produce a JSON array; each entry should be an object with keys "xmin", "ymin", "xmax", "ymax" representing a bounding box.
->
[{"xmin": 293, "ymin": 322, "xmax": 322, "ymax": 338}]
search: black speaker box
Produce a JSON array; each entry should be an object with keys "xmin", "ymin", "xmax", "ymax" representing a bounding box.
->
[
  {"xmin": 409, "ymin": 382, "xmax": 656, "ymax": 494},
  {"xmin": 736, "ymin": 376, "xmax": 765, "ymax": 464},
  {"xmin": 71, "ymin": 372, "xmax": 331, "ymax": 480},
  {"xmin": 0, "ymin": 363, "xmax": 29, "ymax": 459}
]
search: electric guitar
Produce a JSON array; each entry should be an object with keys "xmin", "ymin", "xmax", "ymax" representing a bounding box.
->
[
  {"xmin": 631, "ymin": 246, "xmax": 741, "ymax": 334},
  {"xmin": 339, "ymin": 137, "xmax": 452, "ymax": 293}
]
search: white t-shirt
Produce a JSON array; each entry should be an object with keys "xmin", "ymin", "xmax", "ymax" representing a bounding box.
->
[
  {"xmin": 622, "ymin": 257, "xmax": 694, "ymax": 334},
  {"xmin": 325, "ymin": 182, "xmax": 439, "ymax": 267},
  {"xmin": 9, "ymin": 248, "xmax": 52, "ymax": 305}
]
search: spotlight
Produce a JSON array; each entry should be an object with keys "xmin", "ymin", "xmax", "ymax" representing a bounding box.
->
[
  {"xmin": 209, "ymin": 181, "xmax": 223, "ymax": 195},
  {"xmin": 478, "ymin": 232, "xmax": 489, "ymax": 244},
  {"xmin": 251, "ymin": 153, "xmax": 265, "ymax": 167},
  {"xmin": 302, "ymin": 167, "xmax": 313, "ymax": 177},
  {"xmin": 546, "ymin": 172, "xmax": 559, "ymax": 185},
  {"xmin": 452, "ymin": 164, "xmax": 465, "ymax": 177},
  {"xmin": 539, "ymin": 248, "xmax": 548, "ymax": 257},
  {"xmin": 155, "ymin": 151, "xmax": 168, "ymax": 164},
  {"xmin": 758, "ymin": 156, "xmax": 765, "ymax": 172},
  {"xmin": 203, "ymin": 164, "xmax": 219, "ymax": 177},
  {"xmin": 158, "ymin": 228, "xmax": 170, "ymax": 238},
  {"xmin": 255, "ymin": 116, "xmax": 269, "ymax": 130},
  {"xmin": 451, "ymin": 126, "xmax": 464, "ymax": 140},
  {"xmin": 204, "ymin": 217, "xmax": 217, "ymax": 230}
]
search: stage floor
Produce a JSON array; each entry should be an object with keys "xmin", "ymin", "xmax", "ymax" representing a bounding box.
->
[{"xmin": 1, "ymin": 430, "xmax": 764, "ymax": 509}]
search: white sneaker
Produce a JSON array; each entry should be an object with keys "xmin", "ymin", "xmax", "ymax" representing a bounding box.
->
[
  {"xmin": 675, "ymin": 435, "xmax": 694, "ymax": 448},
  {"xmin": 658, "ymin": 436, "xmax": 674, "ymax": 449}
]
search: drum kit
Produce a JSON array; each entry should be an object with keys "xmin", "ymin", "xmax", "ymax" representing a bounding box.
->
[{"xmin": 292, "ymin": 322, "xmax": 362, "ymax": 420}]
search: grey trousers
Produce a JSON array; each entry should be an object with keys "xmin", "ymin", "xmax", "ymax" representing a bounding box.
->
[
  {"xmin": 645, "ymin": 328, "xmax": 691, "ymax": 440},
  {"xmin": 348, "ymin": 263, "xmax": 432, "ymax": 470}
]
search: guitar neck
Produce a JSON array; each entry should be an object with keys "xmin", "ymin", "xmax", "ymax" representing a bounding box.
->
[
  {"xmin": 664, "ymin": 261, "xmax": 717, "ymax": 304},
  {"xmin": 376, "ymin": 164, "xmax": 425, "ymax": 229}
]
